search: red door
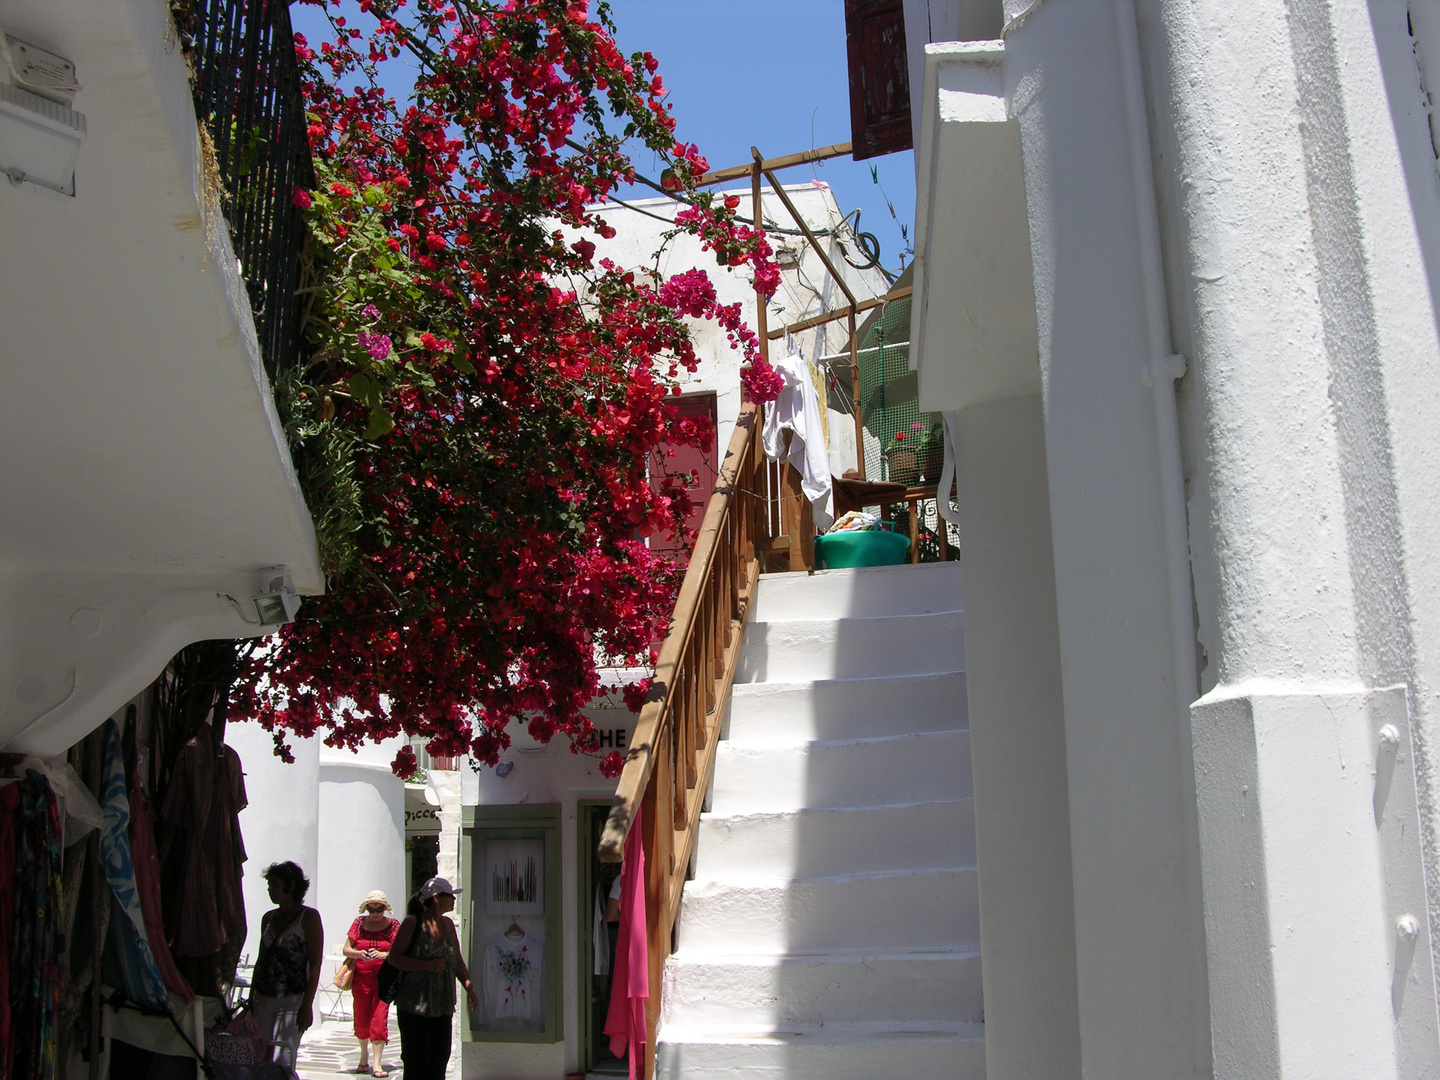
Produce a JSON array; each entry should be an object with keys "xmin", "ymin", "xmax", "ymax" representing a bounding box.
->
[{"xmin": 649, "ymin": 392, "xmax": 719, "ymax": 562}]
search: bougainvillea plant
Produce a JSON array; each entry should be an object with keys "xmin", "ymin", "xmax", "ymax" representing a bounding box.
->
[{"xmin": 232, "ymin": 0, "xmax": 780, "ymax": 778}]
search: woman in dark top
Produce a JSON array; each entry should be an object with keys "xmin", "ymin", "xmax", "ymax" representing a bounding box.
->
[
  {"xmin": 251, "ymin": 862, "xmax": 324, "ymax": 1071},
  {"xmin": 387, "ymin": 877, "xmax": 478, "ymax": 1080}
]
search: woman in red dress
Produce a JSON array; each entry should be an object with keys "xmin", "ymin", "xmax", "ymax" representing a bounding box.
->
[{"xmin": 344, "ymin": 890, "xmax": 400, "ymax": 1075}]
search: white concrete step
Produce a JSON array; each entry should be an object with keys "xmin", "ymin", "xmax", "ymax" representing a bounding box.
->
[
  {"xmin": 726, "ymin": 670, "xmax": 969, "ymax": 745},
  {"xmin": 709, "ymin": 729, "xmax": 971, "ymax": 814},
  {"xmin": 694, "ymin": 799, "xmax": 975, "ymax": 883},
  {"xmin": 655, "ymin": 1022, "xmax": 986, "ymax": 1080},
  {"xmin": 662, "ymin": 948, "xmax": 984, "ymax": 1029},
  {"xmin": 736, "ymin": 610, "xmax": 965, "ymax": 683},
  {"xmin": 677, "ymin": 869, "xmax": 979, "ymax": 955},
  {"xmin": 751, "ymin": 562, "xmax": 963, "ymax": 622}
]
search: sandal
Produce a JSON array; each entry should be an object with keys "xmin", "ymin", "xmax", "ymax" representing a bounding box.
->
[{"xmin": 372, "ymin": 1067, "xmax": 389, "ymax": 1077}]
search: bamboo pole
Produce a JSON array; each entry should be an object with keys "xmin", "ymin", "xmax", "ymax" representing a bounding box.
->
[
  {"xmin": 752, "ymin": 158, "xmax": 770, "ymax": 364},
  {"xmin": 766, "ymin": 285, "xmax": 913, "ymax": 341},
  {"xmin": 760, "ymin": 162, "xmax": 857, "ymax": 310},
  {"xmin": 848, "ymin": 308, "xmax": 866, "ymax": 481},
  {"xmin": 697, "ymin": 141, "xmax": 853, "ymax": 186}
]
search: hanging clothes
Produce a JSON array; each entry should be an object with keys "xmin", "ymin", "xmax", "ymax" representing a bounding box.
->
[
  {"xmin": 98, "ymin": 720, "xmax": 172, "ymax": 1013},
  {"xmin": 159, "ymin": 726, "xmax": 223, "ymax": 956},
  {"xmin": 6, "ymin": 771, "xmax": 65, "ymax": 1080},
  {"xmin": 762, "ymin": 353, "xmax": 835, "ymax": 530},
  {"xmin": 159, "ymin": 723, "xmax": 247, "ymax": 965},
  {"xmin": 127, "ymin": 779, "xmax": 193, "ymax": 1003},
  {"xmin": 481, "ymin": 931, "xmax": 541, "ymax": 1021},
  {"xmin": 1, "ymin": 780, "xmax": 19, "ymax": 1080},
  {"xmin": 212, "ymin": 739, "xmax": 248, "ymax": 978},
  {"xmin": 591, "ymin": 885, "xmax": 609, "ymax": 978},
  {"xmin": 603, "ymin": 807, "xmax": 648, "ymax": 1080}
]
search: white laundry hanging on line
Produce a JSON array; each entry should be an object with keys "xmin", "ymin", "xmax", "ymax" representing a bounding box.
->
[{"xmin": 761, "ymin": 353, "xmax": 834, "ymax": 531}]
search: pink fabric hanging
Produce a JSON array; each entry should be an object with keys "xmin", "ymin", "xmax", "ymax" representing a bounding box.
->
[
  {"xmin": 603, "ymin": 806, "xmax": 648, "ymax": 1080},
  {"xmin": 128, "ymin": 780, "xmax": 194, "ymax": 1003}
]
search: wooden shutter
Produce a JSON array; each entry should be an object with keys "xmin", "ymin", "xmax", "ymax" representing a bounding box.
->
[{"xmin": 845, "ymin": 0, "xmax": 913, "ymax": 160}]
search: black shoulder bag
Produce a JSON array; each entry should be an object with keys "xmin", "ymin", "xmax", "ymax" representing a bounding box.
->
[{"xmin": 376, "ymin": 920, "xmax": 417, "ymax": 1004}]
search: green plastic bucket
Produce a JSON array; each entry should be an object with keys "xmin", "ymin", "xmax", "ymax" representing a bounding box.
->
[{"xmin": 814, "ymin": 529, "xmax": 911, "ymax": 569}]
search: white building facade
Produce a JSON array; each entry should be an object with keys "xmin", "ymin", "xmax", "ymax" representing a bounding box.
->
[{"xmin": 908, "ymin": 0, "xmax": 1440, "ymax": 1076}]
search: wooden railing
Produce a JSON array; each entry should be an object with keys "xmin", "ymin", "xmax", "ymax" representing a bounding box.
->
[{"xmin": 597, "ymin": 399, "xmax": 770, "ymax": 1077}]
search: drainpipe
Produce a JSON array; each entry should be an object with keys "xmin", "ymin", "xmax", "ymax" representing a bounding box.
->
[
  {"xmin": 1114, "ymin": 0, "xmax": 1197, "ymax": 712},
  {"xmin": 1114, "ymin": 0, "xmax": 1211, "ymax": 1063}
]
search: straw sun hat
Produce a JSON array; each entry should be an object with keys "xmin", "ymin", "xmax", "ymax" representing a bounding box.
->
[{"xmin": 358, "ymin": 890, "xmax": 392, "ymax": 913}]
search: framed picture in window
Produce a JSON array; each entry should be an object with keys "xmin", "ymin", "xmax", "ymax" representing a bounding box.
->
[{"xmin": 483, "ymin": 836, "xmax": 545, "ymax": 918}]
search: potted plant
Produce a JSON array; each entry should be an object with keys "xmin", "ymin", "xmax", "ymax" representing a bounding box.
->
[
  {"xmin": 886, "ymin": 427, "xmax": 918, "ymax": 486},
  {"xmin": 919, "ymin": 422, "xmax": 945, "ymax": 482}
]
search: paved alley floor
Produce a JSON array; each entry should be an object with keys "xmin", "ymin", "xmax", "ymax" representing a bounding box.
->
[{"xmin": 296, "ymin": 1011, "xmax": 458, "ymax": 1080}]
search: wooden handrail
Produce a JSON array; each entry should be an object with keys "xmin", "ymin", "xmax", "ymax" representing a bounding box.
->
[
  {"xmin": 596, "ymin": 399, "xmax": 771, "ymax": 1077},
  {"xmin": 599, "ymin": 401, "xmax": 764, "ymax": 862}
]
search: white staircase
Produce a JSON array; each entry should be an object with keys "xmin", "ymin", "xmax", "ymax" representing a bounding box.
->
[{"xmin": 656, "ymin": 561, "xmax": 984, "ymax": 1079}]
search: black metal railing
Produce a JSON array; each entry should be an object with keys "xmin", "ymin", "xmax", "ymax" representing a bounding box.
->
[{"xmin": 179, "ymin": 0, "xmax": 313, "ymax": 379}]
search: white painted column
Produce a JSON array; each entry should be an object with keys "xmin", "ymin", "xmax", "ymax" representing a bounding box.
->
[
  {"xmin": 953, "ymin": 394, "xmax": 1081, "ymax": 1079},
  {"xmin": 1150, "ymin": 0, "xmax": 1440, "ymax": 1074},
  {"xmin": 1001, "ymin": 2, "xmax": 1209, "ymax": 1074}
]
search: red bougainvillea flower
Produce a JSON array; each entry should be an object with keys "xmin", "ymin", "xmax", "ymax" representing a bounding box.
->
[{"xmin": 233, "ymin": 0, "xmax": 782, "ymax": 777}]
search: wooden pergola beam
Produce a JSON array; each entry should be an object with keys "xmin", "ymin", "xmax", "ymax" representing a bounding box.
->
[
  {"xmin": 766, "ymin": 285, "xmax": 913, "ymax": 341},
  {"xmin": 696, "ymin": 141, "xmax": 853, "ymax": 186}
]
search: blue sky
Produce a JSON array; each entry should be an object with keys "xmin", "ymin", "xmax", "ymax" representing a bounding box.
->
[
  {"xmin": 290, "ymin": 0, "xmax": 916, "ymax": 276},
  {"xmin": 602, "ymin": 0, "xmax": 915, "ymax": 278}
]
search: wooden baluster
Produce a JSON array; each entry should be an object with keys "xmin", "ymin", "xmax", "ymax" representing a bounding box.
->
[
  {"xmin": 669, "ymin": 695, "xmax": 682, "ymax": 834},
  {"xmin": 727, "ymin": 510, "xmax": 740, "ymax": 637},
  {"xmin": 695, "ymin": 585, "xmax": 711, "ymax": 755},
  {"xmin": 713, "ymin": 561, "xmax": 725, "ymax": 683},
  {"xmin": 688, "ymin": 636, "xmax": 701, "ymax": 787},
  {"xmin": 675, "ymin": 667, "xmax": 690, "ymax": 824},
  {"xmin": 703, "ymin": 588, "xmax": 716, "ymax": 716},
  {"xmin": 910, "ymin": 498, "xmax": 920, "ymax": 563},
  {"xmin": 781, "ymin": 458, "xmax": 803, "ymax": 570}
]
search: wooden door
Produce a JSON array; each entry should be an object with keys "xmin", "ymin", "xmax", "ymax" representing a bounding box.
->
[{"xmin": 649, "ymin": 392, "xmax": 719, "ymax": 562}]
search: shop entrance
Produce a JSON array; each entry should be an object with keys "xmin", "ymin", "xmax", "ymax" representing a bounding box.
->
[
  {"xmin": 407, "ymin": 833, "xmax": 439, "ymax": 897},
  {"xmin": 579, "ymin": 801, "xmax": 626, "ymax": 1075}
]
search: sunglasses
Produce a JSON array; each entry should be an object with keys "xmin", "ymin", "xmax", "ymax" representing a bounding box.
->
[{"xmin": 365, "ymin": 906, "xmax": 386, "ymax": 913}]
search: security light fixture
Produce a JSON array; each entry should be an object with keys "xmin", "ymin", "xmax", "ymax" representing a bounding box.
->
[
  {"xmin": 252, "ymin": 566, "xmax": 302, "ymax": 627},
  {"xmin": 0, "ymin": 35, "xmax": 85, "ymax": 196}
]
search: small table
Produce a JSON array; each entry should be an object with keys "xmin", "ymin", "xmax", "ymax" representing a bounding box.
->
[{"xmin": 830, "ymin": 477, "xmax": 910, "ymax": 517}]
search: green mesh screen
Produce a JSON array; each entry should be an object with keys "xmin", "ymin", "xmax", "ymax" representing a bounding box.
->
[{"xmin": 856, "ymin": 297, "xmax": 944, "ymax": 485}]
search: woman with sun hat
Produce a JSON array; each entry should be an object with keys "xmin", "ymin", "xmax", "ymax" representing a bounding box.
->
[{"xmin": 343, "ymin": 889, "xmax": 400, "ymax": 1075}]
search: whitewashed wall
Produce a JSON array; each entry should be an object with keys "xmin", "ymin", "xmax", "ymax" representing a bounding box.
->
[
  {"xmin": 578, "ymin": 183, "xmax": 892, "ymax": 474},
  {"xmin": 230, "ymin": 723, "xmax": 320, "ymax": 969},
  {"xmin": 910, "ymin": 0, "xmax": 1440, "ymax": 1077},
  {"xmin": 232, "ymin": 725, "xmax": 406, "ymax": 987},
  {"xmin": 316, "ymin": 738, "xmax": 407, "ymax": 983}
]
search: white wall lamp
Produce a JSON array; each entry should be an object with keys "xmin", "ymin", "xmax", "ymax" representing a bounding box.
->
[
  {"xmin": 252, "ymin": 566, "xmax": 303, "ymax": 627},
  {"xmin": 0, "ymin": 33, "xmax": 86, "ymax": 196}
]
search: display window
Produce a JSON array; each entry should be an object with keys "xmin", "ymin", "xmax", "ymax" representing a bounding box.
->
[{"xmin": 463, "ymin": 805, "xmax": 562, "ymax": 1042}]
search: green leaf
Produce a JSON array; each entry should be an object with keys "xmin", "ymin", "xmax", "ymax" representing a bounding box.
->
[
  {"xmin": 349, "ymin": 372, "xmax": 374, "ymax": 405},
  {"xmin": 363, "ymin": 407, "xmax": 395, "ymax": 440}
]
